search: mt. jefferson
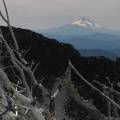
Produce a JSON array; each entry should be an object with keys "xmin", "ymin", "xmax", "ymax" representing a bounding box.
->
[
  {"xmin": 71, "ymin": 17, "xmax": 103, "ymax": 29},
  {"xmin": 34, "ymin": 17, "xmax": 120, "ymax": 54},
  {"xmin": 35, "ymin": 17, "xmax": 106, "ymax": 37},
  {"xmin": 35, "ymin": 17, "xmax": 120, "ymax": 37}
]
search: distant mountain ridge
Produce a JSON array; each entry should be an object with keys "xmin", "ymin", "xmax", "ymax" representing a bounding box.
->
[
  {"xmin": 34, "ymin": 17, "xmax": 120, "ymax": 58},
  {"xmin": 78, "ymin": 49, "xmax": 117, "ymax": 61},
  {"xmin": 81, "ymin": 33, "xmax": 120, "ymax": 41},
  {"xmin": 35, "ymin": 17, "xmax": 120, "ymax": 36}
]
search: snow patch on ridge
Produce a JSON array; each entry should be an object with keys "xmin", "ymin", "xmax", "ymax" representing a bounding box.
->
[{"xmin": 55, "ymin": 90, "xmax": 71, "ymax": 120}]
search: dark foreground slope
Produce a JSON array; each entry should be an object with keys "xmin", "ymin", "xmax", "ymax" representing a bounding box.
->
[
  {"xmin": 1, "ymin": 26, "xmax": 120, "ymax": 120},
  {"xmin": 1, "ymin": 26, "xmax": 80, "ymax": 78}
]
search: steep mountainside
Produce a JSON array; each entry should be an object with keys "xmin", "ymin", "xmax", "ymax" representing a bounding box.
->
[
  {"xmin": 1, "ymin": 26, "xmax": 80, "ymax": 78},
  {"xmin": 1, "ymin": 26, "xmax": 120, "ymax": 120}
]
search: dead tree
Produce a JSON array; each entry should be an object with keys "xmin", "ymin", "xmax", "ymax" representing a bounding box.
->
[
  {"xmin": 65, "ymin": 60, "xmax": 120, "ymax": 120},
  {"xmin": 0, "ymin": 0, "xmax": 62, "ymax": 119},
  {"xmin": 1, "ymin": 1, "xmax": 120, "ymax": 120}
]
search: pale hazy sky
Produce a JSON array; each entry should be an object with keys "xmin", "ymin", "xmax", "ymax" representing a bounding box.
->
[{"xmin": 0, "ymin": 0, "xmax": 120, "ymax": 30}]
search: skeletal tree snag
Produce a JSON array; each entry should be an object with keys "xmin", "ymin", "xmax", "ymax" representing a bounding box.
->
[
  {"xmin": 0, "ymin": 0, "xmax": 60, "ymax": 120},
  {"xmin": 1, "ymin": 0, "xmax": 120, "ymax": 120},
  {"xmin": 65, "ymin": 60, "xmax": 120, "ymax": 120}
]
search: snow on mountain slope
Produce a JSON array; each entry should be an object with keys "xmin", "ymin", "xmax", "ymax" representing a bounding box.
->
[
  {"xmin": 71, "ymin": 17, "xmax": 103, "ymax": 29},
  {"xmin": 35, "ymin": 17, "xmax": 120, "ymax": 40},
  {"xmin": 55, "ymin": 90, "xmax": 71, "ymax": 120}
]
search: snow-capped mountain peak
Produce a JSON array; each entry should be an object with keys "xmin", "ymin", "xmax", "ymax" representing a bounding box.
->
[{"xmin": 71, "ymin": 17, "xmax": 103, "ymax": 29}]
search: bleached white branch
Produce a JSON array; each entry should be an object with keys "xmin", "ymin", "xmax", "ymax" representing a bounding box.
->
[
  {"xmin": 0, "ymin": 0, "xmax": 54, "ymax": 119},
  {"xmin": 0, "ymin": 68, "xmax": 46, "ymax": 120},
  {"xmin": 68, "ymin": 86, "xmax": 107, "ymax": 120},
  {"xmin": 93, "ymin": 80, "xmax": 120, "ymax": 97},
  {"xmin": 0, "ymin": 11, "xmax": 7, "ymax": 23},
  {"xmin": 33, "ymin": 62, "xmax": 40, "ymax": 73},
  {"xmin": 0, "ymin": 68, "xmax": 32, "ymax": 105},
  {"xmin": 51, "ymin": 89, "xmax": 59, "ymax": 98},
  {"xmin": 12, "ymin": 83, "xmax": 25, "ymax": 90},
  {"xmin": 23, "ymin": 46, "xmax": 31, "ymax": 56},
  {"xmin": 69, "ymin": 60, "xmax": 120, "ymax": 110},
  {"xmin": 2, "ymin": 0, "xmax": 10, "ymax": 22},
  {"xmin": 1, "ymin": 0, "xmax": 28, "ymax": 65},
  {"xmin": 0, "ymin": 35, "xmax": 32, "ymax": 97}
]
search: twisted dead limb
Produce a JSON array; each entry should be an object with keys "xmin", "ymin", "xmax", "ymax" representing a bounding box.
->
[
  {"xmin": 66, "ymin": 60, "xmax": 120, "ymax": 120},
  {"xmin": 68, "ymin": 60, "xmax": 120, "ymax": 110},
  {"xmin": 0, "ymin": 0, "xmax": 53, "ymax": 119},
  {"xmin": 0, "ymin": 0, "xmax": 50, "ymax": 108}
]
